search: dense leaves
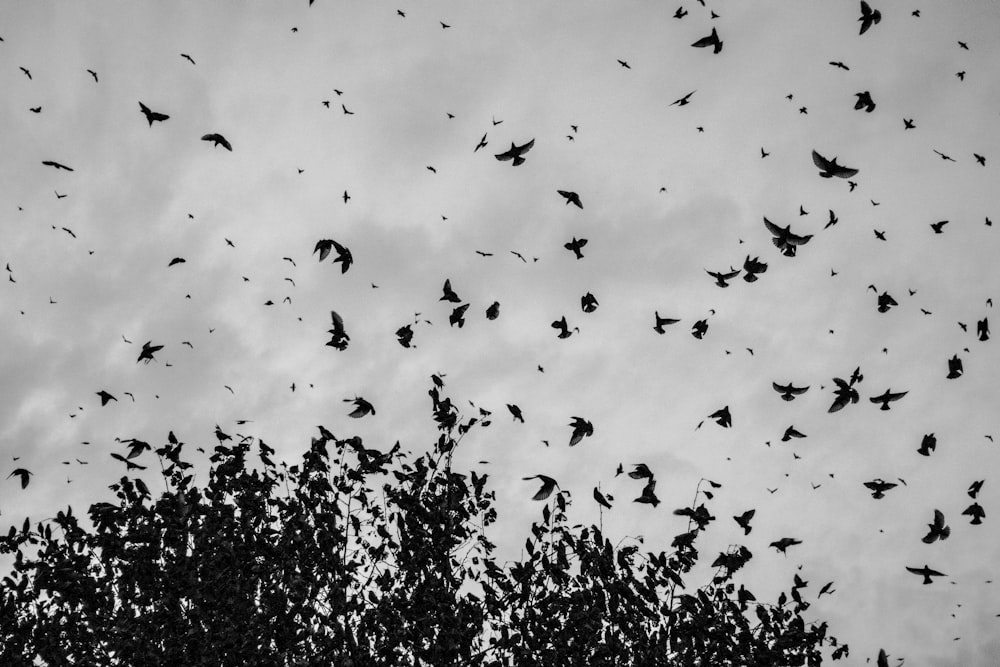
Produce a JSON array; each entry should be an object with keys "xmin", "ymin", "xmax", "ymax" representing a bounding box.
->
[{"xmin": 0, "ymin": 384, "xmax": 843, "ymax": 665}]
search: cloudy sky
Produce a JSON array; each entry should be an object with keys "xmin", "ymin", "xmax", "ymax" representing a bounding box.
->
[{"xmin": 2, "ymin": 1, "xmax": 1000, "ymax": 663}]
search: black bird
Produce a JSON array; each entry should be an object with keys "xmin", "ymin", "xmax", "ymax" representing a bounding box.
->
[
  {"xmin": 201, "ymin": 134, "xmax": 232, "ymax": 151},
  {"xmin": 8, "ymin": 468, "xmax": 32, "ymax": 489},
  {"xmin": 930, "ymin": 220, "xmax": 949, "ymax": 234},
  {"xmin": 449, "ymin": 303, "xmax": 470, "ymax": 328},
  {"xmin": 326, "ymin": 311, "xmax": 349, "ymax": 350},
  {"xmin": 812, "ymin": 150, "xmax": 859, "ymax": 178},
  {"xmin": 42, "ymin": 160, "xmax": 74, "ymax": 171},
  {"xmin": 781, "ymin": 425, "xmax": 806, "ymax": 442},
  {"xmin": 859, "ymin": 1, "xmax": 882, "ymax": 35},
  {"xmin": 969, "ymin": 480, "xmax": 984, "ymax": 498},
  {"xmin": 734, "ymin": 509, "xmax": 756, "ymax": 535},
  {"xmin": 138, "ymin": 102, "xmax": 169, "ymax": 126},
  {"xmin": 691, "ymin": 27, "xmax": 723, "ymax": 53},
  {"xmin": 634, "ymin": 479, "xmax": 660, "ymax": 507},
  {"xmin": 628, "ymin": 464, "xmax": 654, "ymax": 480},
  {"xmin": 946, "ymin": 355, "xmax": 963, "ymax": 379},
  {"xmin": 19, "ymin": 66, "xmax": 33, "ymax": 80},
  {"xmin": 86, "ymin": 69, "xmax": 98, "ymax": 82},
  {"xmin": 709, "ymin": 406, "xmax": 731, "ymax": 428},
  {"xmin": 30, "ymin": 106, "xmax": 41, "ymax": 113},
  {"xmin": 181, "ymin": 53, "xmax": 196, "ymax": 65},
  {"xmin": 905, "ymin": 565, "xmax": 947, "ymax": 585},
  {"xmin": 168, "ymin": 257, "xmax": 185, "ymax": 267},
  {"xmin": 876, "ymin": 292, "xmax": 898, "ymax": 313},
  {"xmin": 593, "ymin": 487, "xmax": 614, "ymax": 509},
  {"xmin": 963, "ymin": 502, "xmax": 985, "ymax": 525},
  {"xmin": 342, "ymin": 104, "xmax": 354, "ymax": 115},
  {"xmin": 557, "ymin": 190, "xmax": 583, "ymax": 208},
  {"xmin": 773, "ymin": 382, "xmax": 809, "ymax": 401},
  {"xmin": 904, "ymin": 118, "xmax": 915, "ymax": 129},
  {"xmin": 136, "ymin": 341, "xmax": 164, "ymax": 364},
  {"xmin": 395, "ymin": 324, "xmax": 414, "ymax": 348},
  {"xmin": 564, "ymin": 237, "xmax": 588, "ymax": 259},
  {"xmin": 922, "ymin": 510, "xmax": 951, "ymax": 543},
  {"xmin": 486, "ymin": 301, "xmax": 500, "ymax": 320},
  {"xmin": 568, "ymin": 416, "xmax": 594, "ymax": 446},
  {"xmin": 743, "ymin": 255, "xmax": 768, "ymax": 281},
  {"xmin": 440, "ymin": 279, "xmax": 461, "ymax": 303},
  {"xmin": 343, "ymin": 191, "xmax": 350, "ymax": 203},
  {"xmin": 864, "ymin": 478, "xmax": 897, "ymax": 499},
  {"xmin": 494, "ymin": 139, "xmax": 535, "ymax": 166},
  {"xmin": 474, "ymin": 133, "xmax": 488, "ymax": 152},
  {"xmin": 691, "ymin": 319, "xmax": 709, "ymax": 339},
  {"xmin": 974, "ymin": 153, "xmax": 986, "ymax": 166},
  {"xmin": 313, "ymin": 240, "xmax": 353, "ymax": 272},
  {"xmin": 761, "ymin": 147, "xmax": 770, "ymax": 158},
  {"xmin": 854, "ymin": 91, "xmax": 876, "ymax": 112},
  {"xmin": 917, "ymin": 433, "xmax": 936, "ymax": 456},
  {"xmin": 507, "ymin": 404, "xmax": 524, "ymax": 423},
  {"xmin": 706, "ymin": 267, "xmax": 741, "ymax": 287},
  {"xmin": 933, "ymin": 149, "xmax": 956, "ymax": 162},
  {"xmin": 551, "ymin": 316, "xmax": 578, "ymax": 339},
  {"xmin": 770, "ymin": 537, "xmax": 803, "ymax": 556},
  {"xmin": 764, "ymin": 217, "xmax": 813, "ymax": 257},
  {"xmin": 874, "ymin": 229, "xmax": 887, "ymax": 241},
  {"xmin": 524, "ymin": 475, "xmax": 558, "ymax": 501},
  {"xmin": 617, "ymin": 59, "xmax": 631, "ymax": 69},
  {"xmin": 824, "ymin": 210, "xmax": 839, "ymax": 229},
  {"xmin": 580, "ymin": 292, "xmax": 598, "ymax": 313},
  {"xmin": 345, "ymin": 396, "xmax": 375, "ymax": 418},
  {"xmin": 96, "ymin": 390, "xmax": 117, "ymax": 406},
  {"xmin": 977, "ymin": 318, "xmax": 990, "ymax": 341},
  {"xmin": 671, "ymin": 91, "xmax": 696, "ymax": 107},
  {"xmin": 830, "ymin": 61, "xmax": 850, "ymax": 70},
  {"xmin": 956, "ymin": 71, "xmax": 965, "ymax": 81},
  {"xmin": 870, "ymin": 389, "xmax": 907, "ymax": 410},
  {"xmin": 673, "ymin": 6, "xmax": 687, "ymax": 19},
  {"xmin": 654, "ymin": 312, "xmax": 680, "ymax": 333}
]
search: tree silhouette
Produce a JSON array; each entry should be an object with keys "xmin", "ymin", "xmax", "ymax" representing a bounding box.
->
[{"xmin": 0, "ymin": 382, "xmax": 845, "ymax": 665}]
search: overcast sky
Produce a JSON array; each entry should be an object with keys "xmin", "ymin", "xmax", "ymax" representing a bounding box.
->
[{"xmin": 2, "ymin": 2, "xmax": 1000, "ymax": 664}]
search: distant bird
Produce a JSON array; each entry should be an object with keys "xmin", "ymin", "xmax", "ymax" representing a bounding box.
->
[
  {"xmin": 671, "ymin": 91, "xmax": 696, "ymax": 107},
  {"xmin": 864, "ymin": 478, "xmax": 898, "ymax": 499},
  {"xmin": 764, "ymin": 217, "xmax": 813, "ymax": 257},
  {"xmin": 507, "ymin": 404, "xmax": 524, "ymax": 423},
  {"xmin": 633, "ymin": 479, "xmax": 660, "ymax": 507},
  {"xmin": 440, "ymin": 21, "xmax": 450, "ymax": 29},
  {"xmin": 824, "ymin": 210, "xmax": 839, "ymax": 229},
  {"xmin": 345, "ymin": 396, "xmax": 375, "ymax": 418},
  {"xmin": 859, "ymin": 1, "xmax": 882, "ymax": 35},
  {"xmin": 930, "ymin": 220, "xmax": 949, "ymax": 234},
  {"xmin": 963, "ymin": 502, "xmax": 986, "ymax": 525},
  {"xmin": 761, "ymin": 147, "xmax": 770, "ymax": 158},
  {"xmin": 395, "ymin": 324, "xmax": 414, "ymax": 348},
  {"xmin": 743, "ymin": 255, "xmax": 768, "ymax": 281},
  {"xmin": 734, "ymin": 509, "xmax": 756, "ymax": 535},
  {"xmin": 812, "ymin": 150, "xmax": 858, "ymax": 178},
  {"xmin": 551, "ymin": 316, "xmax": 578, "ymax": 339},
  {"xmin": 870, "ymin": 389, "xmax": 907, "ymax": 410},
  {"xmin": 922, "ymin": 510, "xmax": 951, "ymax": 543},
  {"xmin": 19, "ymin": 66, "xmax": 32, "ymax": 79},
  {"xmin": 494, "ymin": 139, "xmax": 535, "ymax": 166},
  {"xmin": 201, "ymin": 134, "xmax": 232, "ymax": 151},
  {"xmin": 854, "ymin": 90, "xmax": 876, "ymax": 112},
  {"xmin": 830, "ymin": 61, "xmax": 850, "ymax": 70},
  {"xmin": 557, "ymin": 190, "xmax": 583, "ymax": 209},
  {"xmin": 969, "ymin": 480, "xmax": 984, "ymax": 499},
  {"xmin": 628, "ymin": 463, "xmax": 654, "ymax": 480},
  {"xmin": 580, "ymin": 292, "xmax": 599, "ymax": 313},
  {"xmin": 876, "ymin": 292, "xmax": 898, "ymax": 313},
  {"xmin": 96, "ymin": 390, "xmax": 117, "ymax": 406},
  {"xmin": 946, "ymin": 355, "xmax": 963, "ymax": 379},
  {"xmin": 486, "ymin": 301, "xmax": 500, "ymax": 320},
  {"xmin": 42, "ymin": 160, "xmax": 74, "ymax": 171},
  {"xmin": 956, "ymin": 71, "xmax": 965, "ymax": 81},
  {"xmin": 781, "ymin": 425, "xmax": 806, "ymax": 442},
  {"xmin": 706, "ymin": 267, "xmax": 741, "ymax": 287},
  {"xmin": 617, "ymin": 59, "xmax": 631, "ymax": 69},
  {"xmin": 564, "ymin": 237, "xmax": 588, "ymax": 259},
  {"xmin": 568, "ymin": 416, "xmax": 594, "ymax": 446},
  {"xmin": 691, "ymin": 27, "xmax": 723, "ymax": 53},
  {"xmin": 137, "ymin": 102, "xmax": 171, "ymax": 127},
  {"xmin": 449, "ymin": 304, "xmax": 470, "ymax": 327},
  {"xmin": 977, "ymin": 318, "xmax": 990, "ymax": 341},
  {"xmin": 958, "ymin": 40, "xmax": 969, "ymax": 49},
  {"xmin": 773, "ymin": 382, "xmax": 809, "ymax": 401},
  {"xmin": 426, "ymin": 165, "xmax": 437, "ymax": 173},
  {"xmin": 168, "ymin": 257, "xmax": 186, "ymax": 267},
  {"xmin": 180, "ymin": 53, "xmax": 196, "ymax": 65},
  {"xmin": 974, "ymin": 153, "xmax": 986, "ymax": 166},
  {"xmin": 30, "ymin": 106, "xmax": 41, "ymax": 113},
  {"xmin": 904, "ymin": 118, "xmax": 915, "ymax": 129},
  {"xmin": 654, "ymin": 312, "xmax": 680, "ymax": 333},
  {"xmin": 673, "ymin": 6, "xmax": 687, "ymax": 19},
  {"xmin": 873, "ymin": 229, "xmax": 887, "ymax": 241},
  {"xmin": 917, "ymin": 433, "xmax": 936, "ymax": 456},
  {"xmin": 906, "ymin": 565, "xmax": 947, "ymax": 585},
  {"xmin": 474, "ymin": 133, "xmax": 488, "ymax": 152},
  {"xmin": 770, "ymin": 537, "xmax": 802, "ymax": 555},
  {"xmin": 691, "ymin": 319, "xmax": 709, "ymax": 339},
  {"xmin": 440, "ymin": 279, "xmax": 461, "ymax": 303},
  {"xmin": 593, "ymin": 487, "xmax": 614, "ymax": 509},
  {"xmin": 86, "ymin": 69, "xmax": 98, "ymax": 82},
  {"xmin": 313, "ymin": 240, "xmax": 353, "ymax": 272},
  {"xmin": 326, "ymin": 310, "xmax": 349, "ymax": 351},
  {"xmin": 342, "ymin": 104, "xmax": 354, "ymax": 115},
  {"xmin": 709, "ymin": 406, "xmax": 731, "ymax": 428},
  {"xmin": 933, "ymin": 149, "xmax": 956, "ymax": 162},
  {"xmin": 8, "ymin": 468, "xmax": 32, "ymax": 489},
  {"xmin": 136, "ymin": 341, "xmax": 164, "ymax": 364},
  {"xmin": 343, "ymin": 191, "xmax": 350, "ymax": 203},
  {"xmin": 524, "ymin": 475, "xmax": 559, "ymax": 501}
]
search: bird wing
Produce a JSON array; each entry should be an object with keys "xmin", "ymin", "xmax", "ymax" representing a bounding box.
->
[
  {"xmin": 763, "ymin": 216, "xmax": 784, "ymax": 237},
  {"xmin": 812, "ymin": 150, "xmax": 831, "ymax": 171},
  {"xmin": 314, "ymin": 240, "xmax": 332, "ymax": 261}
]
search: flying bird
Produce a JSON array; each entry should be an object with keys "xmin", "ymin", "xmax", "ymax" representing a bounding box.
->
[
  {"xmin": 524, "ymin": 475, "xmax": 558, "ymax": 501},
  {"xmin": 906, "ymin": 565, "xmax": 947, "ymax": 585},
  {"xmin": 709, "ymin": 406, "xmax": 731, "ymax": 428},
  {"xmin": 930, "ymin": 220, "xmax": 949, "ymax": 234},
  {"xmin": 507, "ymin": 404, "xmax": 524, "ymax": 423},
  {"xmin": 671, "ymin": 91, "xmax": 696, "ymax": 107},
  {"xmin": 829, "ymin": 61, "xmax": 850, "ymax": 70},
  {"xmin": 136, "ymin": 341, "xmax": 164, "ymax": 364},
  {"xmin": 864, "ymin": 478, "xmax": 898, "ymax": 499},
  {"xmin": 42, "ymin": 160, "xmax": 74, "ymax": 171},
  {"xmin": 963, "ymin": 502, "xmax": 985, "ymax": 525},
  {"xmin": 474, "ymin": 133, "xmax": 488, "ymax": 152},
  {"xmin": 494, "ymin": 139, "xmax": 535, "ymax": 166},
  {"xmin": 691, "ymin": 319, "xmax": 709, "ymax": 339},
  {"xmin": 326, "ymin": 310, "xmax": 349, "ymax": 350},
  {"xmin": 167, "ymin": 257, "xmax": 185, "ymax": 267},
  {"xmin": 764, "ymin": 217, "xmax": 813, "ymax": 256},
  {"xmin": 974, "ymin": 153, "xmax": 986, "ymax": 166},
  {"xmin": 8, "ymin": 468, "xmax": 32, "ymax": 489},
  {"xmin": 633, "ymin": 479, "xmax": 660, "ymax": 507},
  {"xmin": 580, "ymin": 293, "xmax": 598, "ymax": 313},
  {"xmin": 691, "ymin": 27, "xmax": 723, "ymax": 53},
  {"xmin": 859, "ymin": 1, "xmax": 881, "ymax": 35},
  {"xmin": 617, "ymin": 59, "xmax": 631, "ymax": 69},
  {"xmin": 743, "ymin": 255, "xmax": 768, "ymax": 281},
  {"xmin": 773, "ymin": 382, "xmax": 809, "ymax": 401},
  {"xmin": 870, "ymin": 389, "xmax": 907, "ymax": 410},
  {"xmin": 395, "ymin": 324, "xmax": 414, "ymax": 348},
  {"xmin": 557, "ymin": 190, "xmax": 583, "ymax": 209},
  {"xmin": 854, "ymin": 90, "xmax": 876, "ymax": 112},
  {"xmin": 933, "ymin": 149, "xmax": 956, "ymax": 162},
  {"xmin": 564, "ymin": 237, "xmax": 588, "ymax": 259},
  {"xmin": 486, "ymin": 301, "xmax": 500, "ymax": 320},
  {"xmin": 770, "ymin": 537, "xmax": 803, "ymax": 555},
  {"xmin": 96, "ymin": 390, "xmax": 117, "ymax": 406},
  {"xmin": 654, "ymin": 312, "xmax": 680, "ymax": 333},
  {"xmin": 551, "ymin": 316, "xmax": 578, "ymax": 339},
  {"xmin": 917, "ymin": 433, "xmax": 936, "ymax": 456},
  {"xmin": 440, "ymin": 279, "xmax": 461, "ymax": 303},
  {"xmin": 812, "ymin": 150, "xmax": 858, "ymax": 178},
  {"xmin": 922, "ymin": 510, "xmax": 951, "ymax": 544},
  {"xmin": 593, "ymin": 487, "xmax": 613, "ymax": 509},
  {"xmin": 706, "ymin": 267, "xmax": 741, "ymax": 287},
  {"xmin": 903, "ymin": 118, "xmax": 915, "ymax": 129},
  {"xmin": 313, "ymin": 240, "xmax": 353, "ymax": 272},
  {"xmin": 734, "ymin": 509, "xmax": 756, "ymax": 535},
  {"xmin": 449, "ymin": 304, "xmax": 470, "ymax": 328},
  {"xmin": 201, "ymin": 134, "xmax": 232, "ymax": 151},
  {"xmin": 946, "ymin": 355, "xmax": 963, "ymax": 379},
  {"xmin": 86, "ymin": 69, "xmax": 98, "ymax": 82},
  {"xmin": 876, "ymin": 292, "xmax": 898, "ymax": 313},
  {"xmin": 568, "ymin": 416, "xmax": 594, "ymax": 446},
  {"xmin": 781, "ymin": 426, "xmax": 806, "ymax": 442},
  {"xmin": 180, "ymin": 53, "xmax": 196, "ymax": 65},
  {"xmin": 345, "ymin": 396, "xmax": 376, "ymax": 418}
]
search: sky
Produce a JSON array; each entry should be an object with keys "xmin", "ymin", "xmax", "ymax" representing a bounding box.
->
[{"xmin": 2, "ymin": 1, "xmax": 1000, "ymax": 664}]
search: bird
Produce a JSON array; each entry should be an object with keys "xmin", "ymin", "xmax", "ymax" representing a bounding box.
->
[
  {"xmin": 859, "ymin": 1, "xmax": 882, "ymax": 35},
  {"xmin": 691, "ymin": 27, "xmax": 723, "ymax": 53},
  {"xmin": 922, "ymin": 510, "xmax": 951, "ymax": 543},
  {"xmin": 19, "ymin": 66, "xmax": 32, "ymax": 80},
  {"xmin": 930, "ymin": 220, "xmax": 949, "ymax": 234},
  {"xmin": 671, "ymin": 91, "xmax": 696, "ymax": 107},
  {"xmin": 343, "ymin": 191, "xmax": 350, "ymax": 203},
  {"xmin": 706, "ymin": 267, "xmax": 741, "ymax": 287},
  {"xmin": 341, "ymin": 104, "xmax": 354, "ymax": 115},
  {"xmin": 440, "ymin": 21, "xmax": 450, "ymax": 29},
  {"xmin": 904, "ymin": 118, "xmax": 916, "ymax": 129},
  {"xmin": 426, "ymin": 166, "xmax": 436, "ymax": 173},
  {"xmin": 864, "ymin": 479, "xmax": 898, "ymax": 499},
  {"xmin": 870, "ymin": 389, "xmax": 907, "ymax": 410},
  {"xmin": 524, "ymin": 475, "xmax": 558, "ymax": 501},
  {"xmin": 958, "ymin": 40, "xmax": 969, "ymax": 49},
  {"xmin": 734, "ymin": 509, "xmax": 756, "ymax": 535},
  {"xmin": 969, "ymin": 480, "xmax": 985, "ymax": 499},
  {"xmin": 974, "ymin": 154, "xmax": 986, "ymax": 166},
  {"xmin": 494, "ymin": 139, "xmax": 535, "ymax": 166},
  {"xmin": 956, "ymin": 71, "xmax": 965, "ymax": 81},
  {"xmin": 474, "ymin": 133, "xmax": 488, "ymax": 152},
  {"xmin": 653, "ymin": 312, "xmax": 680, "ymax": 334},
  {"xmin": 628, "ymin": 464, "xmax": 654, "ymax": 480},
  {"xmin": 743, "ymin": 255, "xmax": 768, "ymax": 281},
  {"xmin": 799, "ymin": 205, "xmax": 808, "ymax": 216},
  {"xmin": 709, "ymin": 406, "xmax": 731, "ymax": 428},
  {"xmin": 691, "ymin": 319, "xmax": 709, "ymax": 339},
  {"xmin": 326, "ymin": 311, "xmax": 349, "ymax": 351},
  {"xmin": 86, "ymin": 69, "xmax": 98, "ymax": 82},
  {"xmin": 933, "ymin": 149, "xmax": 956, "ymax": 162},
  {"xmin": 395, "ymin": 324, "xmax": 414, "ymax": 348},
  {"xmin": 946, "ymin": 355, "xmax": 963, "ymax": 379},
  {"xmin": 633, "ymin": 479, "xmax": 660, "ymax": 507},
  {"xmin": 812, "ymin": 150, "xmax": 858, "ymax": 178},
  {"xmin": 829, "ymin": 61, "xmax": 850, "ymax": 70},
  {"xmin": 507, "ymin": 404, "xmax": 524, "ymax": 423},
  {"xmin": 313, "ymin": 240, "xmax": 353, "ymax": 272},
  {"xmin": 580, "ymin": 293, "xmax": 598, "ymax": 313},
  {"xmin": 557, "ymin": 190, "xmax": 583, "ymax": 209},
  {"xmin": 168, "ymin": 257, "xmax": 186, "ymax": 267},
  {"xmin": 854, "ymin": 91, "xmax": 876, "ymax": 112},
  {"xmin": 136, "ymin": 341, "xmax": 164, "ymax": 364},
  {"xmin": 42, "ymin": 160, "xmax": 74, "ymax": 171},
  {"xmin": 781, "ymin": 426, "xmax": 807, "ymax": 442},
  {"xmin": 568, "ymin": 416, "xmax": 594, "ymax": 446},
  {"xmin": 96, "ymin": 390, "xmax": 117, "ymax": 406},
  {"xmin": 564, "ymin": 237, "xmax": 588, "ymax": 259},
  {"xmin": 764, "ymin": 217, "xmax": 813, "ymax": 257},
  {"xmin": 617, "ymin": 59, "xmax": 631, "ymax": 69},
  {"xmin": 906, "ymin": 565, "xmax": 947, "ymax": 585},
  {"xmin": 593, "ymin": 487, "xmax": 613, "ymax": 509},
  {"xmin": 7, "ymin": 468, "xmax": 32, "ymax": 489},
  {"xmin": 773, "ymin": 382, "xmax": 809, "ymax": 401},
  {"xmin": 29, "ymin": 106, "xmax": 41, "ymax": 113},
  {"xmin": 917, "ymin": 433, "xmax": 937, "ymax": 456},
  {"xmin": 440, "ymin": 279, "xmax": 461, "ymax": 303},
  {"xmin": 761, "ymin": 147, "xmax": 770, "ymax": 158},
  {"xmin": 201, "ymin": 134, "xmax": 232, "ymax": 151},
  {"xmin": 449, "ymin": 304, "xmax": 470, "ymax": 328},
  {"xmin": 673, "ymin": 6, "xmax": 687, "ymax": 19},
  {"xmin": 551, "ymin": 316, "xmax": 578, "ymax": 339},
  {"xmin": 963, "ymin": 503, "xmax": 986, "ymax": 525},
  {"xmin": 977, "ymin": 318, "xmax": 990, "ymax": 341},
  {"xmin": 486, "ymin": 301, "xmax": 500, "ymax": 320},
  {"xmin": 770, "ymin": 537, "xmax": 803, "ymax": 555},
  {"xmin": 345, "ymin": 396, "xmax": 376, "ymax": 418},
  {"xmin": 180, "ymin": 53, "xmax": 196, "ymax": 65},
  {"xmin": 873, "ymin": 229, "xmax": 887, "ymax": 241},
  {"xmin": 876, "ymin": 292, "xmax": 898, "ymax": 313},
  {"xmin": 824, "ymin": 210, "xmax": 839, "ymax": 229}
]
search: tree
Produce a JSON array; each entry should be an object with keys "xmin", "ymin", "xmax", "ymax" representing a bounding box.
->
[{"xmin": 0, "ymin": 382, "xmax": 845, "ymax": 665}]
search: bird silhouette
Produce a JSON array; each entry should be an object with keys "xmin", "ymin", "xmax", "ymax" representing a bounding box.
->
[
  {"xmin": 706, "ymin": 267, "xmax": 741, "ymax": 287},
  {"xmin": 136, "ymin": 341, "xmax": 164, "ymax": 364},
  {"xmin": 946, "ymin": 355, "xmax": 963, "ymax": 379},
  {"xmin": 345, "ymin": 396, "xmax": 375, "ymax": 418},
  {"xmin": 812, "ymin": 150, "xmax": 858, "ymax": 178},
  {"xmin": 933, "ymin": 149, "xmax": 956, "ymax": 162},
  {"xmin": 963, "ymin": 502, "xmax": 985, "ymax": 525},
  {"xmin": 634, "ymin": 479, "xmax": 660, "ymax": 507},
  {"xmin": 180, "ymin": 53, "xmax": 196, "ymax": 65},
  {"xmin": 326, "ymin": 311, "xmax": 349, "ymax": 350},
  {"xmin": 781, "ymin": 425, "xmax": 806, "ymax": 442},
  {"xmin": 691, "ymin": 27, "xmax": 723, "ymax": 53},
  {"xmin": 870, "ymin": 389, "xmax": 907, "ymax": 410},
  {"xmin": 580, "ymin": 292, "xmax": 598, "ymax": 313},
  {"xmin": 974, "ymin": 153, "xmax": 986, "ymax": 166},
  {"xmin": 709, "ymin": 406, "xmax": 731, "ymax": 428},
  {"xmin": 564, "ymin": 237, "xmax": 588, "ymax": 259},
  {"xmin": 770, "ymin": 537, "xmax": 802, "ymax": 555},
  {"xmin": 440, "ymin": 279, "xmax": 461, "ymax": 303},
  {"xmin": 474, "ymin": 133, "xmax": 488, "ymax": 152},
  {"xmin": 764, "ymin": 217, "xmax": 813, "ymax": 256},
  {"xmin": 922, "ymin": 510, "xmax": 951, "ymax": 543},
  {"xmin": 313, "ymin": 240, "xmax": 353, "ymax": 272},
  {"xmin": 671, "ymin": 91, "xmax": 696, "ymax": 106},
  {"xmin": 524, "ymin": 475, "xmax": 558, "ymax": 501},
  {"xmin": 593, "ymin": 487, "xmax": 614, "ymax": 509},
  {"xmin": 969, "ymin": 480, "xmax": 984, "ymax": 498},
  {"xmin": 773, "ymin": 382, "xmax": 809, "ymax": 401},
  {"xmin": 201, "ymin": 134, "xmax": 232, "ymax": 151},
  {"xmin": 96, "ymin": 390, "xmax": 117, "ymax": 406},
  {"xmin": 494, "ymin": 139, "xmax": 535, "ymax": 166},
  {"xmin": 395, "ymin": 324, "xmax": 414, "ymax": 348},
  {"xmin": 568, "ymin": 416, "xmax": 594, "ymax": 446},
  {"xmin": 930, "ymin": 220, "xmax": 949, "ymax": 234},
  {"xmin": 830, "ymin": 61, "xmax": 850, "ymax": 70},
  {"xmin": 8, "ymin": 468, "xmax": 33, "ymax": 489},
  {"xmin": 906, "ymin": 565, "xmax": 947, "ymax": 584},
  {"xmin": 977, "ymin": 318, "xmax": 990, "ymax": 341},
  {"xmin": 654, "ymin": 312, "xmax": 680, "ymax": 333},
  {"xmin": 864, "ymin": 478, "xmax": 897, "ymax": 499},
  {"xmin": 507, "ymin": 404, "xmax": 524, "ymax": 423},
  {"xmin": 449, "ymin": 304, "xmax": 470, "ymax": 327},
  {"xmin": 551, "ymin": 316, "xmax": 578, "ymax": 339},
  {"xmin": 734, "ymin": 509, "xmax": 756, "ymax": 535},
  {"xmin": 691, "ymin": 319, "xmax": 709, "ymax": 339},
  {"xmin": 743, "ymin": 255, "xmax": 768, "ymax": 281},
  {"xmin": 876, "ymin": 292, "xmax": 898, "ymax": 313},
  {"xmin": 42, "ymin": 160, "xmax": 74, "ymax": 171},
  {"xmin": 859, "ymin": 1, "xmax": 881, "ymax": 34},
  {"xmin": 917, "ymin": 433, "xmax": 936, "ymax": 456},
  {"xmin": 854, "ymin": 90, "xmax": 876, "ymax": 112},
  {"xmin": 486, "ymin": 301, "xmax": 500, "ymax": 320},
  {"xmin": 904, "ymin": 118, "xmax": 915, "ymax": 129},
  {"xmin": 167, "ymin": 257, "xmax": 185, "ymax": 267},
  {"xmin": 617, "ymin": 59, "xmax": 631, "ymax": 69},
  {"xmin": 557, "ymin": 190, "xmax": 583, "ymax": 208},
  {"xmin": 138, "ymin": 102, "xmax": 169, "ymax": 126}
]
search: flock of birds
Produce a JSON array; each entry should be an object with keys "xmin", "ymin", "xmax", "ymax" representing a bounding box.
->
[{"xmin": 3, "ymin": 2, "xmax": 999, "ymax": 662}]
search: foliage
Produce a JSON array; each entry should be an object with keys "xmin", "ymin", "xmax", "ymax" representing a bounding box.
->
[{"xmin": 0, "ymin": 384, "xmax": 844, "ymax": 666}]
